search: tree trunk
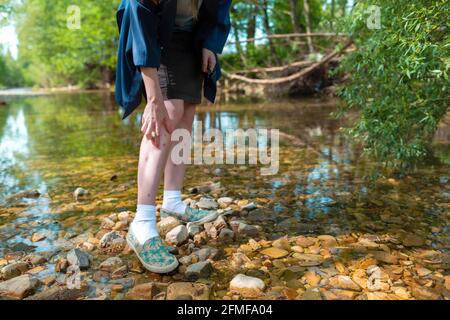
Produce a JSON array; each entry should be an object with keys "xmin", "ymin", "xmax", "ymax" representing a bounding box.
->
[
  {"xmin": 289, "ymin": 0, "xmax": 300, "ymax": 33},
  {"xmin": 330, "ymin": 0, "xmax": 335, "ymax": 29},
  {"xmin": 261, "ymin": 0, "xmax": 279, "ymax": 64},
  {"xmin": 302, "ymin": 0, "xmax": 314, "ymax": 54},
  {"xmin": 246, "ymin": 3, "xmax": 257, "ymax": 52},
  {"xmin": 230, "ymin": 5, "xmax": 247, "ymax": 65}
]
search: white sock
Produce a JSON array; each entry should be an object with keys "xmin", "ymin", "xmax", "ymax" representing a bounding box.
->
[
  {"xmin": 131, "ymin": 204, "xmax": 158, "ymax": 244},
  {"xmin": 162, "ymin": 190, "xmax": 187, "ymax": 215}
]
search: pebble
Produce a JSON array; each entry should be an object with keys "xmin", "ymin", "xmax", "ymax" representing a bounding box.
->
[
  {"xmin": 260, "ymin": 247, "xmax": 289, "ymax": 259},
  {"xmin": 99, "ymin": 257, "xmax": 124, "ymax": 273},
  {"xmin": 402, "ymin": 234, "xmax": 425, "ymax": 247},
  {"xmin": 1, "ymin": 262, "xmax": 29, "ymax": 280},
  {"xmin": 0, "ymin": 275, "xmax": 39, "ymax": 299},
  {"xmin": 185, "ymin": 261, "xmax": 213, "ymax": 280},
  {"xmin": 187, "ymin": 223, "xmax": 201, "ymax": 237},
  {"xmin": 158, "ymin": 217, "xmax": 181, "ymax": 236},
  {"xmin": 197, "ymin": 197, "xmax": 218, "ymax": 210},
  {"xmin": 218, "ymin": 197, "xmax": 233, "ymax": 207},
  {"xmin": 218, "ymin": 228, "xmax": 234, "ymax": 241},
  {"xmin": 73, "ymin": 187, "xmax": 87, "ymax": 200},
  {"xmin": 229, "ymin": 274, "xmax": 265, "ymax": 298},
  {"xmin": 100, "ymin": 231, "xmax": 125, "ymax": 248},
  {"xmin": 31, "ymin": 232, "xmax": 46, "ymax": 242},
  {"xmin": 67, "ymin": 248, "xmax": 91, "ymax": 269},
  {"xmin": 165, "ymin": 225, "xmax": 189, "ymax": 246},
  {"xmin": 328, "ymin": 275, "xmax": 361, "ymax": 291},
  {"xmin": 127, "ymin": 282, "xmax": 159, "ymax": 300},
  {"xmin": 166, "ymin": 282, "xmax": 210, "ymax": 300}
]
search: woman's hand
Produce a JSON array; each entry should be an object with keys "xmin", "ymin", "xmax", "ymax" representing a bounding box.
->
[
  {"xmin": 202, "ymin": 48, "xmax": 216, "ymax": 74},
  {"xmin": 141, "ymin": 99, "xmax": 168, "ymax": 148}
]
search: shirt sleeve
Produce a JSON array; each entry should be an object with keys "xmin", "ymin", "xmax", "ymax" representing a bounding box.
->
[
  {"xmin": 202, "ymin": 0, "xmax": 231, "ymax": 54},
  {"xmin": 129, "ymin": 0, "xmax": 161, "ymax": 68}
]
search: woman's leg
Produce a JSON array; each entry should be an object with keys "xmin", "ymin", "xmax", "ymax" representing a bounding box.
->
[
  {"xmin": 132, "ymin": 99, "xmax": 185, "ymax": 244},
  {"xmin": 162, "ymin": 103, "xmax": 196, "ymax": 214}
]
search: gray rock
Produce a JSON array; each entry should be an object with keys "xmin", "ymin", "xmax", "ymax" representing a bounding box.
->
[
  {"xmin": 0, "ymin": 275, "xmax": 39, "ymax": 299},
  {"xmin": 67, "ymin": 248, "xmax": 91, "ymax": 270},
  {"xmin": 73, "ymin": 187, "xmax": 87, "ymax": 200},
  {"xmin": 185, "ymin": 261, "xmax": 213, "ymax": 280},
  {"xmin": 241, "ymin": 202, "xmax": 257, "ymax": 211},
  {"xmin": 1, "ymin": 262, "xmax": 29, "ymax": 280},
  {"xmin": 218, "ymin": 228, "xmax": 234, "ymax": 241},
  {"xmin": 99, "ymin": 257, "xmax": 124, "ymax": 273},
  {"xmin": 187, "ymin": 223, "xmax": 201, "ymax": 237},
  {"xmin": 237, "ymin": 223, "xmax": 259, "ymax": 237},
  {"xmin": 192, "ymin": 247, "xmax": 220, "ymax": 262},
  {"xmin": 100, "ymin": 231, "xmax": 124, "ymax": 248},
  {"xmin": 197, "ymin": 197, "xmax": 218, "ymax": 210},
  {"xmin": 165, "ymin": 225, "xmax": 188, "ymax": 246}
]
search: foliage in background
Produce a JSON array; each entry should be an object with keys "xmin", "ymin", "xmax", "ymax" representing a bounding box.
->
[
  {"xmin": 337, "ymin": 0, "xmax": 450, "ymax": 167},
  {"xmin": 15, "ymin": 0, "xmax": 120, "ymax": 88}
]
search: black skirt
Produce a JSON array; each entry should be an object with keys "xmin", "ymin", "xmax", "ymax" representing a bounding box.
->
[{"xmin": 158, "ymin": 31, "xmax": 203, "ymax": 104}]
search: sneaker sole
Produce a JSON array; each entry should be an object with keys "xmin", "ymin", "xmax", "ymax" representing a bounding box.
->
[{"xmin": 126, "ymin": 235, "xmax": 179, "ymax": 274}]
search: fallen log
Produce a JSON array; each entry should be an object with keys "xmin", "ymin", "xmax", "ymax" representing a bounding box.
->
[
  {"xmin": 223, "ymin": 41, "xmax": 353, "ymax": 85},
  {"xmin": 234, "ymin": 60, "xmax": 314, "ymax": 75},
  {"xmin": 227, "ymin": 32, "xmax": 347, "ymax": 45}
]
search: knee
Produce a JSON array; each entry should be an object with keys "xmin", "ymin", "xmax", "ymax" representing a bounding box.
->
[
  {"xmin": 165, "ymin": 110, "xmax": 184, "ymax": 134},
  {"xmin": 179, "ymin": 105, "xmax": 196, "ymax": 130}
]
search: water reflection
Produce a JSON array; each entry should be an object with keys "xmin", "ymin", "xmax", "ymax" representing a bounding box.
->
[
  {"xmin": 0, "ymin": 109, "xmax": 29, "ymax": 197},
  {"xmin": 0, "ymin": 92, "xmax": 448, "ymax": 261}
]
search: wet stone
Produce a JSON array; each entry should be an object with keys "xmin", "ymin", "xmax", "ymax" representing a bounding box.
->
[
  {"xmin": 0, "ymin": 275, "xmax": 39, "ymax": 299},
  {"xmin": 185, "ymin": 261, "xmax": 213, "ymax": 281},
  {"xmin": 67, "ymin": 248, "xmax": 91, "ymax": 270},
  {"xmin": 1, "ymin": 262, "xmax": 29, "ymax": 280},
  {"xmin": 229, "ymin": 274, "xmax": 265, "ymax": 298},
  {"xmin": 166, "ymin": 282, "xmax": 210, "ymax": 300}
]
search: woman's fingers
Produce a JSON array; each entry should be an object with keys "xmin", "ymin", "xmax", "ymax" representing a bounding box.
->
[
  {"xmin": 208, "ymin": 55, "xmax": 216, "ymax": 72},
  {"xmin": 202, "ymin": 54, "xmax": 208, "ymax": 73},
  {"xmin": 141, "ymin": 118, "xmax": 148, "ymax": 134}
]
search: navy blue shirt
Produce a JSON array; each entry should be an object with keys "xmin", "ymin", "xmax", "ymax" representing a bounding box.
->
[{"xmin": 115, "ymin": 0, "xmax": 231, "ymax": 119}]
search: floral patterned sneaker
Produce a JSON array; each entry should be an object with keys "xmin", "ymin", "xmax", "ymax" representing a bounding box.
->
[
  {"xmin": 160, "ymin": 206, "xmax": 218, "ymax": 225},
  {"xmin": 126, "ymin": 226, "xmax": 179, "ymax": 273}
]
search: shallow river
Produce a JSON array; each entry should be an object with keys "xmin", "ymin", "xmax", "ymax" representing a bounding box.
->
[{"xmin": 0, "ymin": 92, "xmax": 448, "ymax": 299}]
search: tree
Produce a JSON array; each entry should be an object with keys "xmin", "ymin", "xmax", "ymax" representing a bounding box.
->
[{"xmin": 338, "ymin": 0, "xmax": 450, "ymax": 167}]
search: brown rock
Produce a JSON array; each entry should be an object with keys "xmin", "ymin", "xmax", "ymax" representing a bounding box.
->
[
  {"xmin": 166, "ymin": 282, "xmax": 210, "ymax": 300},
  {"xmin": 0, "ymin": 275, "xmax": 39, "ymax": 299},
  {"xmin": 127, "ymin": 282, "xmax": 159, "ymax": 300},
  {"xmin": 260, "ymin": 247, "xmax": 289, "ymax": 259},
  {"xmin": 370, "ymin": 251, "xmax": 398, "ymax": 264},
  {"xmin": 329, "ymin": 275, "xmax": 361, "ymax": 291},
  {"xmin": 402, "ymin": 234, "xmax": 425, "ymax": 247},
  {"xmin": 304, "ymin": 271, "xmax": 321, "ymax": 287},
  {"xmin": 296, "ymin": 236, "xmax": 316, "ymax": 248},
  {"xmin": 31, "ymin": 233, "xmax": 46, "ymax": 242},
  {"xmin": 25, "ymin": 285, "xmax": 87, "ymax": 300},
  {"xmin": 410, "ymin": 284, "xmax": 441, "ymax": 300}
]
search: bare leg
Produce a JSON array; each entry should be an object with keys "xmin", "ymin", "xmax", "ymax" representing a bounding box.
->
[
  {"xmin": 137, "ymin": 99, "xmax": 185, "ymax": 205},
  {"xmin": 163, "ymin": 103, "xmax": 196, "ymax": 191}
]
